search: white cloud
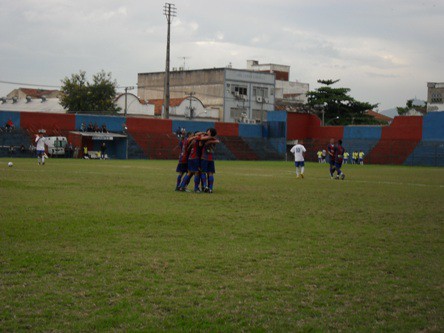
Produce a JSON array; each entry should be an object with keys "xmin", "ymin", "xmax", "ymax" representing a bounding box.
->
[{"xmin": 0, "ymin": 0, "xmax": 442, "ymax": 109}]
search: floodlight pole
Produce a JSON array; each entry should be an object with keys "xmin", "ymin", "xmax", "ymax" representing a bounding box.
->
[{"xmin": 163, "ymin": 3, "xmax": 176, "ymax": 119}]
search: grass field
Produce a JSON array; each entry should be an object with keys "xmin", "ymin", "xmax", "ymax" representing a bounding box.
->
[{"xmin": 1, "ymin": 157, "xmax": 443, "ymax": 332}]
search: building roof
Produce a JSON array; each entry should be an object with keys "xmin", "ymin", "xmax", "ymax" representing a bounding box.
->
[
  {"xmin": 6, "ymin": 88, "xmax": 61, "ymax": 99},
  {"xmin": 0, "ymin": 97, "xmax": 66, "ymax": 113},
  {"xmin": 366, "ymin": 110, "xmax": 393, "ymax": 122}
]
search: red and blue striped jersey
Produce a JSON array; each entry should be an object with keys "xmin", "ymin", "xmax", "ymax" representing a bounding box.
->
[{"xmin": 202, "ymin": 142, "xmax": 216, "ymax": 161}]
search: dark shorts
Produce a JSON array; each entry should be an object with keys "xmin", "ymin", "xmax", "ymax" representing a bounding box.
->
[
  {"xmin": 201, "ymin": 160, "xmax": 215, "ymax": 173},
  {"xmin": 188, "ymin": 159, "xmax": 200, "ymax": 173},
  {"xmin": 335, "ymin": 162, "xmax": 343, "ymax": 169},
  {"xmin": 176, "ymin": 162, "xmax": 188, "ymax": 173},
  {"xmin": 37, "ymin": 150, "xmax": 45, "ymax": 157},
  {"xmin": 294, "ymin": 161, "xmax": 305, "ymax": 167}
]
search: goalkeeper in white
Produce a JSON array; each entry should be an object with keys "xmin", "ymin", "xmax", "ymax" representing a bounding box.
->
[{"xmin": 290, "ymin": 140, "xmax": 307, "ymax": 178}]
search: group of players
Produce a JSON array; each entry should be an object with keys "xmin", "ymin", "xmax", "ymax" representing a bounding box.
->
[
  {"xmin": 290, "ymin": 138, "xmax": 346, "ymax": 180},
  {"xmin": 327, "ymin": 138, "xmax": 346, "ymax": 180},
  {"xmin": 175, "ymin": 128, "xmax": 219, "ymax": 193}
]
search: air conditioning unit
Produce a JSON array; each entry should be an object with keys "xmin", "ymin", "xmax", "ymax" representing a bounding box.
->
[
  {"xmin": 234, "ymin": 91, "xmax": 240, "ymax": 97},
  {"xmin": 256, "ymin": 96, "xmax": 263, "ymax": 103}
]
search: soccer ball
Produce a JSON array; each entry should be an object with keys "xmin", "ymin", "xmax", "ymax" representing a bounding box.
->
[{"xmin": 8, "ymin": 162, "xmax": 13, "ymax": 167}]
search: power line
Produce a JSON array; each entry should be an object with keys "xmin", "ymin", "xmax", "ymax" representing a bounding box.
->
[{"xmin": 0, "ymin": 80, "xmax": 61, "ymax": 89}]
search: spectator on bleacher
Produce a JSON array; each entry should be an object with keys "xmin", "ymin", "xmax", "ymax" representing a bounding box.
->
[
  {"xmin": 93, "ymin": 123, "xmax": 99, "ymax": 132},
  {"xmin": 5, "ymin": 119, "xmax": 14, "ymax": 132},
  {"xmin": 87, "ymin": 122, "xmax": 94, "ymax": 132},
  {"xmin": 80, "ymin": 122, "xmax": 86, "ymax": 132},
  {"xmin": 122, "ymin": 123, "xmax": 127, "ymax": 133},
  {"xmin": 100, "ymin": 142, "xmax": 107, "ymax": 159},
  {"xmin": 101, "ymin": 124, "xmax": 108, "ymax": 133}
]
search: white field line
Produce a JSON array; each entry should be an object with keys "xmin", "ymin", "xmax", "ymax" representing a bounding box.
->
[{"xmin": 2, "ymin": 164, "xmax": 444, "ymax": 189}]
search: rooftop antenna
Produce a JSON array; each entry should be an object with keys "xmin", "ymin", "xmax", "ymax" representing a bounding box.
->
[{"xmin": 178, "ymin": 56, "xmax": 190, "ymax": 70}]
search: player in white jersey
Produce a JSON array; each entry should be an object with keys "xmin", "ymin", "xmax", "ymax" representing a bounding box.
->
[
  {"xmin": 290, "ymin": 140, "xmax": 307, "ymax": 178},
  {"xmin": 35, "ymin": 134, "xmax": 48, "ymax": 165}
]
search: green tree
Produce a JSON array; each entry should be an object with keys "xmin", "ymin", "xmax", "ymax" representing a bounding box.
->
[
  {"xmin": 307, "ymin": 79, "xmax": 380, "ymax": 125},
  {"xmin": 396, "ymin": 99, "xmax": 427, "ymax": 116},
  {"xmin": 60, "ymin": 70, "xmax": 120, "ymax": 114}
]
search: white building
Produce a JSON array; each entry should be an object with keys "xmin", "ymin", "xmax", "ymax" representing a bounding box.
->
[
  {"xmin": 247, "ymin": 60, "xmax": 309, "ymax": 104},
  {"xmin": 138, "ymin": 66, "xmax": 276, "ymax": 123},
  {"xmin": 427, "ymin": 82, "xmax": 444, "ymax": 112}
]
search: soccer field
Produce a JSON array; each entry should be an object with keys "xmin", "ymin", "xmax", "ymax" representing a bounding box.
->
[{"xmin": 1, "ymin": 158, "xmax": 443, "ymax": 331}]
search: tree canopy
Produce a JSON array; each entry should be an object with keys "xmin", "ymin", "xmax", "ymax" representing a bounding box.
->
[
  {"xmin": 396, "ymin": 99, "xmax": 427, "ymax": 116},
  {"xmin": 307, "ymin": 80, "xmax": 380, "ymax": 125},
  {"xmin": 60, "ymin": 70, "xmax": 120, "ymax": 114}
]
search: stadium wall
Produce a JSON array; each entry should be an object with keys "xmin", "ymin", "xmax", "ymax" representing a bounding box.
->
[
  {"xmin": 404, "ymin": 112, "xmax": 444, "ymax": 166},
  {"xmin": 21, "ymin": 112, "xmax": 75, "ymax": 134}
]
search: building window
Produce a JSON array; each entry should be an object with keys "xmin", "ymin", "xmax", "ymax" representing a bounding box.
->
[
  {"xmin": 230, "ymin": 108, "xmax": 247, "ymax": 121},
  {"xmin": 253, "ymin": 86, "xmax": 268, "ymax": 98},
  {"xmin": 232, "ymin": 85, "xmax": 247, "ymax": 96},
  {"xmin": 431, "ymin": 93, "xmax": 442, "ymax": 103}
]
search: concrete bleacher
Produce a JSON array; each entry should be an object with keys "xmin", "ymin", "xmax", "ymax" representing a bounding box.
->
[
  {"xmin": 0, "ymin": 128, "xmax": 33, "ymax": 158},
  {"xmin": 243, "ymin": 137, "xmax": 284, "ymax": 160},
  {"xmin": 404, "ymin": 141, "xmax": 444, "ymax": 167},
  {"xmin": 214, "ymin": 141, "xmax": 237, "ymax": 160},
  {"xmin": 404, "ymin": 113, "xmax": 444, "ymax": 166},
  {"xmin": 218, "ymin": 136, "xmax": 258, "ymax": 160},
  {"xmin": 127, "ymin": 134, "xmax": 147, "ymax": 159}
]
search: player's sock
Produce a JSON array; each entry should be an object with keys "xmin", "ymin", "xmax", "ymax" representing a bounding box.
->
[
  {"xmin": 38, "ymin": 156, "xmax": 41, "ymax": 164},
  {"xmin": 301, "ymin": 166, "xmax": 305, "ymax": 175},
  {"xmin": 200, "ymin": 173, "xmax": 207, "ymax": 189},
  {"xmin": 208, "ymin": 175, "xmax": 214, "ymax": 190},
  {"xmin": 179, "ymin": 175, "xmax": 189, "ymax": 189},
  {"xmin": 194, "ymin": 174, "xmax": 200, "ymax": 191},
  {"xmin": 296, "ymin": 169, "xmax": 300, "ymax": 177},
  {"xmin": 42, "ymin": 156, "xmax": 45, "ymax": 164},
  {"xmin": 176, "ymin": 174, "xmax": 182, "ymax": 188}
]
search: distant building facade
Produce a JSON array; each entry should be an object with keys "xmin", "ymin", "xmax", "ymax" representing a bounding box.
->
[
  {"xmin": 427, "ymin": 82, "xmax": 444, "ymax": 112},
  {"xmin": 247, "ymin": 60, "xmax": 309, "ymax": 104},
  {"xmin": 138, "ymin": 66, "xmax": 276, "ymax": 123}
]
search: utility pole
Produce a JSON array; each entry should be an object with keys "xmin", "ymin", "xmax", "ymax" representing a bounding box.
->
[
  {"xmin": 163, "ymin": 3, "xmax": 176, "ymax": 119},
  {"xmin": 186, "ymin": 92, "xmax": 195, "ymax": 118}
]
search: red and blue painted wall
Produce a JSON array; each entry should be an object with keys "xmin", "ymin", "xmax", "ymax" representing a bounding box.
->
[{"xmin": 1, "ymin": 109, "xmax": 443, "ymax": 165}]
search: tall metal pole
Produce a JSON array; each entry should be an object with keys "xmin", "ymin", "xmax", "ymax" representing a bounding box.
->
[
  {"xmin": 163, "ymin": 3, "xmax": 176, "ymax": 119},
  {"xmin": 124, "ymin": 87, "xmax": 128, "ymax": 116}
]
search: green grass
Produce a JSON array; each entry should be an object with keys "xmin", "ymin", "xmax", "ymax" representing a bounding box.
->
[{"xmin": 1, "ymin": 158, "xmax": 443, "ymax": 332}]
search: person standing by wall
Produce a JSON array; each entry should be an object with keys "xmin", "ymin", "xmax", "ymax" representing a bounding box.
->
[{"xmin": 100, "ymin": 142, "xmax": 107, "ymax": 159}]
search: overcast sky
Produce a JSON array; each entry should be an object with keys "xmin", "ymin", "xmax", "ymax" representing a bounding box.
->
[{"xmin": 1, "ymin": 0, "xmax": 442, "ymax": 111}]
